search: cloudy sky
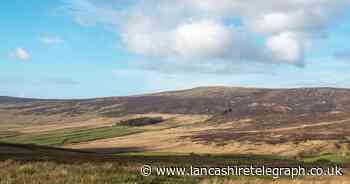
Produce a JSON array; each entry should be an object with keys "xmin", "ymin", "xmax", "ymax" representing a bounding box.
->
[{"xmin": 1, "ymin": 0, "xmax": 350, "ymax": 98}]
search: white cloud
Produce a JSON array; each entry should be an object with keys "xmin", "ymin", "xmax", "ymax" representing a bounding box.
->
[
  {"xmin": 265, "ymin": 32, "xmax": 303, "ymax": 64},
  {"xmin": 62, "ymin": 0, "xmax": 350, "ymax": 70},
  {"xmin": 121, "ymin": 18, "xmax": 173, "ymax": 57},
  {"xmin": 174, "ymin": 20, "xmax": 233, "ymax": 59},
  {"xmin": 10, "ymin": 48, "xmax": 30, "ymax": 61},
  {"xmin": 39, "ymin": 36, "xmax": 64, "ymax": 44},
  {"xmin": 250, "ymin": 12, "xmax": 298, "ymax": 34}
]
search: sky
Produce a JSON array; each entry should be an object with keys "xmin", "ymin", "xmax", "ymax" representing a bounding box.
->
[{"xmin": 1, "ymin": 0, "xmax": 350, "ymax": 99}]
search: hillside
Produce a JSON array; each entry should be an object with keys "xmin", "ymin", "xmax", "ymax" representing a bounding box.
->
[
  {"xmin": 1, "ymin": 87, "xmax": 350, "ymax": 156},
  {"xmin": 2, "ymin": 87, "xmax": 350, "ymax": 116}
]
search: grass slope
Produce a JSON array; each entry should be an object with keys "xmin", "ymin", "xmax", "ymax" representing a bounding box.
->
[
  {"xmin": 0, "ymin": 126, "xmax": 142, "ymax": 146},
  {"xmin": 0, "ymin": 143, "xmax": 348, "ymax": 184}
]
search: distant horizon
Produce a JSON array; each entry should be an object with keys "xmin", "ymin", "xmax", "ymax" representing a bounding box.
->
[
  {"xmin": 2, "ymin": 85, "xmax": 350, "ymax": 100},
  {"xmin": 1, "ymin": 1, "xmax": 350, "ymax": 99}
]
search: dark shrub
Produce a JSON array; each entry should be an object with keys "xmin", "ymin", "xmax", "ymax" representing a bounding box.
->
[{"xmin": 118, "ymin": 117, "xmax": 164, "ymax": 126}]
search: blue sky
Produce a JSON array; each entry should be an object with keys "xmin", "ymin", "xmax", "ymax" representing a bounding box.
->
[{"xmin": 1, "ymin": 0, "xmax": 350, "ymax": 99}]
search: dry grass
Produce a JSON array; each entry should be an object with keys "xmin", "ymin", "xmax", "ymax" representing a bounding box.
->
[
  {"xmin": 0, "ymin": 160, "xmax": 197, "ymax": 184},
  {"xmin": 8, "ymin": 117, "xmax": 116, "ymax": 133},
  {"xmin": 200, "ymin": 179, "xmax": 350, "ymax": 184},
  {"xmin": 0, "ymin": 160, "xmax": 348, "ymax": 184},
  {"xmin": 5, "ymin": 113, "xmax": 182, "ymax": 134},
  {"xmin": 65, "ymin": 115, "xmax": 345, "ymax": 156},
  {"xmin": 64, "ymin": 115, "xmax": 214, "ymax": 152}
]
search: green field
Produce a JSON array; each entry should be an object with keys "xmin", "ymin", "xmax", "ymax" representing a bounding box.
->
[
  {"xmin": 0, "ymin": 126, "xmax": 143, "ymax": 146},
  {"xmin": 302, "ymin": 153, "xmax": 350, "ymax": 165}
]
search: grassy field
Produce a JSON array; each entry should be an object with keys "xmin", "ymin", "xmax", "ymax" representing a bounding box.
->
[
  {"xmin": 0, "ymin": 142, "xmax": 349, "ymax": 184},
  {"xmin": 1, "ymin": 160, "xmax": 301, "ymax": 184},
  {"xmin": 0, "ymin": 126, "xmax": 143, "ymax": 146},
  {"xmin": 0, "ymin": 157, "xmax": 348, "ymax": 184},
  {"xmin": 0, "ymin": 160, "xmax": 201, "ymax": 184},
  {"xmin": 7, "ymin": 160, "xmax": 346, "ymax": 184}
]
